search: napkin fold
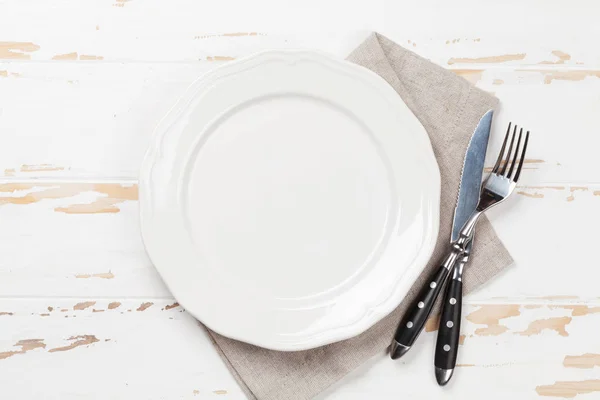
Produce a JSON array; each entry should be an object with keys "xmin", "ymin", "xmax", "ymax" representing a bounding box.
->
[{"xmin": 206, "ymin": 32, "xmax": 513, "ymax": 400}]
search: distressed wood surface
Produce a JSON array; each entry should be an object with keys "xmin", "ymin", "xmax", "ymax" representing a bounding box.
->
[{"xmin": 1, "ymin": 0, "xmax": 599, "ymax": 398}]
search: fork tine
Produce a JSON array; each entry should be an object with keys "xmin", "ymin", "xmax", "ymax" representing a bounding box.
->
[
  {"xmin": 513, "ymin": 130, "xmax": 530, "ymax": 182},
  {"xmin": 507, "ymin": 128, "xmax": 523, "ymax": 179},
  {"xmin": 499, "ymin": 124, "xmax": 517, "ymax": 176},
  {"xmin": 492, "ymin": 122, "xmax": 512, "ymax": 173}
]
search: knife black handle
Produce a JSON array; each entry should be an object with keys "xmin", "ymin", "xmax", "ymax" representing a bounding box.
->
[
  {"xmin": 434, "ymin": 274, "xmax": 463, "ymax": 384},
  {"xmin": 391, "ymin": 265, "xmax": 451, "ymax": 358}
]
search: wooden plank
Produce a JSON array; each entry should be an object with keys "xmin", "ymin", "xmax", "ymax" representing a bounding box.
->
[
  {"xmin": 0, "ymin": 299, "xmax": 245, "ymax": 399},
  {"xmin": 323, "ymin": 302, "xmax": 600, "ymax": 399},
  {"xmin": 0, "ymin": 181, "xmax": 597, "ymax": 299},
  {"xmin": 0, "ymin": 62, "xmax": 210, "ymax": 179},
  {"xmin": 1, "ymin": 299, "xmax": 599, "ymax": 399},
  {"xmin": 0, "ymin": 2, "xmax": 599, "ymax": 65},
  {"xmin": 0, "ymin": 63, "xmax": 597, "ymax": 182},
  {"xmin": 0, "ymin": 182, "xmax": 171, "ymax": 298}
]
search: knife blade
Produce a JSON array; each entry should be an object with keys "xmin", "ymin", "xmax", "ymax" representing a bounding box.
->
[
  {"xmin": 451, "ymin": 109, "xmax": 494, "ymax": 244},
  {"xmin": 390, "ymin": 109, "xmax": 493, "ymax": 361}
]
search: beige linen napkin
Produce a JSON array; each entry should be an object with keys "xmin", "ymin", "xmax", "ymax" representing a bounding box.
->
[{"xmin": 205, "ymin": 32, "xmax": 513, "ymax": 400}]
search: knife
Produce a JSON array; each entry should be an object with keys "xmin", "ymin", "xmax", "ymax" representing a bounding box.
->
[
  {"xmin": 434, "ymin": 110, "xmax": 494, "ymax": 384},
  {"xmin": 390, "ymin": 110, "xmax": 494, "ymax": 361}
]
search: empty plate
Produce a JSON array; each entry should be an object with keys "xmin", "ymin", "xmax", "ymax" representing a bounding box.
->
[{"xmin": 139, "ymin": 50, "xmax": 440, "ymax": 351}]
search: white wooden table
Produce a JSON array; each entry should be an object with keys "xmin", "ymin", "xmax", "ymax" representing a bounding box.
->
[{"xmin": 1, "ymin": 1, "xmax": 599, "ymax": 398}]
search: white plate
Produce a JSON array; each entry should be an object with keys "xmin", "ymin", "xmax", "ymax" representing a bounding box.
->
[{"xmin": 139, "ymin": 50, "xmax": 440, "ymax": 351}]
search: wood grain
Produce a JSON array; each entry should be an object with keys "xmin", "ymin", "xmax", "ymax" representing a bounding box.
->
[
  {"xmin": 563, "ymin": 353, "xmax": 600, "ymax": 369},
  {"xmin": 447, "ymin": 53, "xmax": 526, "ymax": 65},
  {"xmin": 539, "ymin": 50, "xmax": 572, "ymax": 65},
  {"xmin": 48, "ymin": 335, "xmax": 100, "ymax": 353},
  {"xmin": 0, "ymin": 42, "xmax": 40, "ymax": 60},
  {"xmin": 0, "ymin": 183, "xmax": 137, "ymax": 214},
  {"xmin": 0, "ymin": 339, "xmax": 45, "ymax": 360},
  {"xmin": 536, "ymin": 380, "xmax": 600, "ymax": 398},
  {"xmin": 466, "ymin": 305, "xmax": 521, "ymax": 336},
  {"xmin": 518, "ymin": 316, "xmax": 572, "ymax": 337},
  {"xmin": 75, "ymin": 272, "xmax": 115, "ymax": 279}
]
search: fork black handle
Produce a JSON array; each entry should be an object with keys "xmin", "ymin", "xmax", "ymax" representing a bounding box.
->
[
  {"xmin": 434, "ymin": 270, "xmax": 463, "ymax": 385},
  {"xmin": 390, "ymin": 264, "xmax": 451, "ymax": 359}
]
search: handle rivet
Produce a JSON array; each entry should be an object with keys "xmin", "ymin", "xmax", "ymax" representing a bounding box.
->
[
  {"xmin": 406, "ymin": 321, "xmax": 413, "ymax": 328},
  {"xmin": 446, "ymin": 321, "xmax": 454, "ymax": 328},
  {"xmin": 443, "ymin": 345, "xmax": 451, "ymax": 352},
  {"xmin": 418, "ymin": 301, "xmax": 424, "ymax": 308},
  {"xmin": 449, "ymin": 298, "xmax": 457, "ymax": 305},
  {"xmin": 430, "ymin": 282, "xmax": 437, "ymax": 288}
]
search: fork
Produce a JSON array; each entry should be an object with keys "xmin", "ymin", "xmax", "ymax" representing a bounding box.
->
[
  {"xmin": 453, "ymin": 124, "xmax": 529, "ymax": 248},
  {"xmin": 433, "ymin": 123, "xmax": 530, "ymax": 384}
]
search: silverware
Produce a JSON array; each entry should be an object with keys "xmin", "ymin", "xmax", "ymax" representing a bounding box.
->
[
  {"xmin": 434, "ymin": 122, "xmax": 530, "ymax": 384},
  {"xmin": 433, "ymin": 119, "xmax": 513, "ymax": 384},
  {"xmin": 434, "ymin": 125, "xmax": 508, "ymax": 386},
  {"xmin": 390, "ymin": 110, "xmax": 494, "ymax": 360}
]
